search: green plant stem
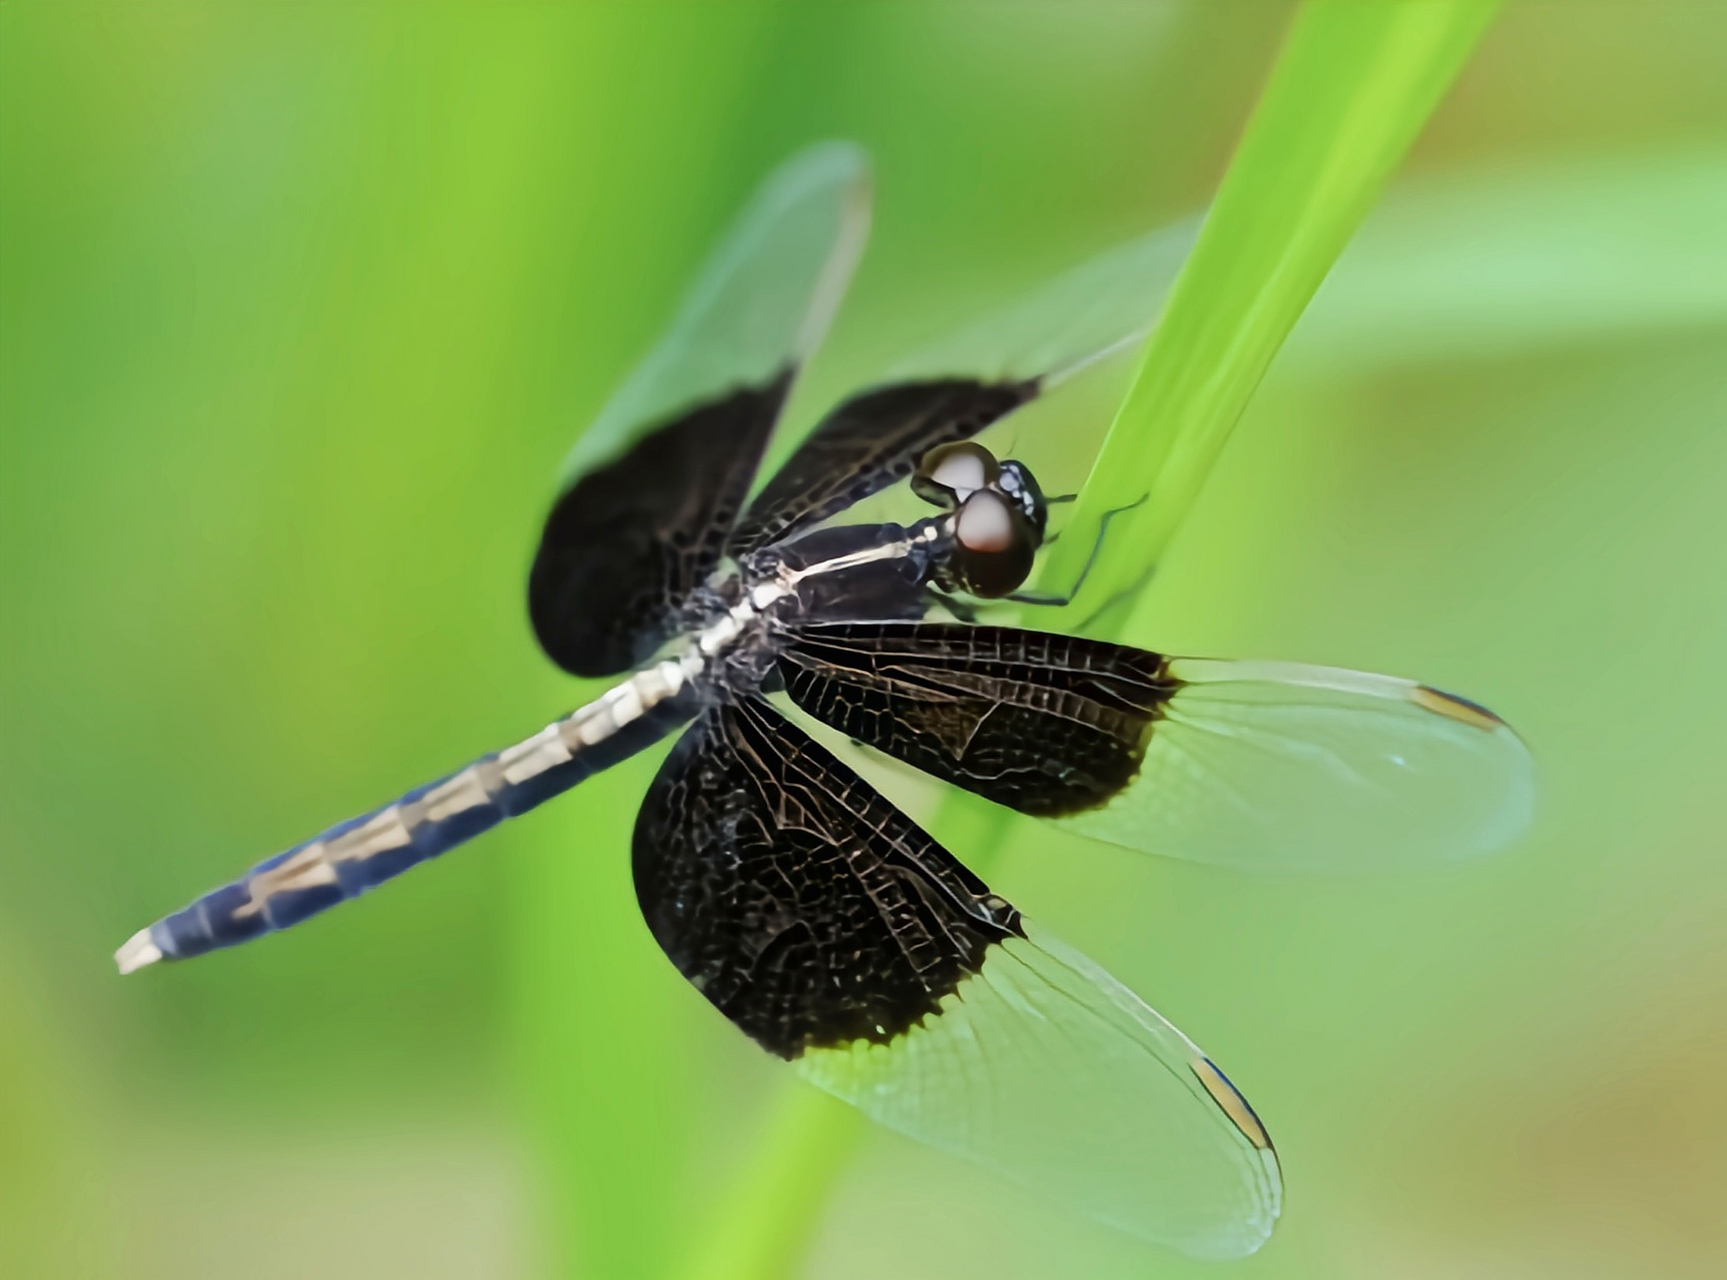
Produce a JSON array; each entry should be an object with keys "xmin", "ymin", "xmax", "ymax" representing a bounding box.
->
[
  {"xmin": 1041, "ymin": 0, "xmax": 1503, "ymax": 633},
  {"xmin": 678, "ymin": 6, "xmax": 1501, "ymax": 1279},
  {"xmin": 676, "ymin": 1085, "xmax": 866, "ymax": 1280}
]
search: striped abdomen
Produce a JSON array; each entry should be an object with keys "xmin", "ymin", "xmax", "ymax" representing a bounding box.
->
[{"xmin": 115, "ymin": 662, "xmax": 701, "ymax": 973}]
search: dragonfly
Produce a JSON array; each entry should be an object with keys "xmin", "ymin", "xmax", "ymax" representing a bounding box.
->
[{"xmin": 115, "ymin": 143, "xmax": 1533, "ymax": 1259}]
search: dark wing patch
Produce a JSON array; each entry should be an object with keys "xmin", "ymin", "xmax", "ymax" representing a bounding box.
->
[
  {"xmin": 530, "ymin": 374, "xmax": 789, "ymax": 676},
  {"xmin": 778, "ymin": 621, "xmax": 1178, "ymax": 818},
  {"xmin": 529, "ymin": 143, "xmax": 870, "ymax": 677},
  {"xmin": 633, "ymin": 696, "xmax": 1021, "ymax": 1060},
  {"xmin": 728, "ymin": 377, "xmax": 1038, "ymax": 556}
]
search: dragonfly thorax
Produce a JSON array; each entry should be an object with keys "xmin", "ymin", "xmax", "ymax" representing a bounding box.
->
[
  {"xmin": 679, "ymin": 441, "xmax": 1052, "ymax": 694},
  {"xmin": 677, "ymin": 520, "xmax": 946, "ymax": 696},
  {"xmin": 740, "ymin": 520, "xmax": 947, "ymax": 634}
]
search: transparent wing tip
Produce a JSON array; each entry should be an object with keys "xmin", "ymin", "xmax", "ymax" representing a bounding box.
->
[
  {"xmin": 1148, "ymin": 658, "xmax": 1537, "ymax": 867},
  {"xmin": 800, "ymin": 927, "xmax": 1284, "ymax": 1259},
  {"xmin": 785, "ymin": 138, "xmax": 871, "ymax": 184},
  {"xmin": 115, "ymin": 928, "xmax": 163, "ymax": 975},
  {"xmin": 754, "ymin": 139, "xmax": 872, "ymax": 232},
  {"xmin": 1186, "ymin": 1055, "xmax": 1282, "ymax": 1257},
  {"xmin": 1412, "ymin": 680, "xmax": 1538, "ymax": 842}
]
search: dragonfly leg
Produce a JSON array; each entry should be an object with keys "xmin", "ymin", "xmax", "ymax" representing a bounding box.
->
[
  {"xmin": 1074, "ymin": 578, "xmax": 1150, "ymax": 633},
  {"xmin": 1036, "ymin": 494, "xmax": 1079, "ymax": 548},
  {"xmin": 1009, "ymin": 493, "xmax": 1148, "ymax": 608},
  {"xmin": 927, "ymin": 589, "xmax": 985, "ymax": 624}
]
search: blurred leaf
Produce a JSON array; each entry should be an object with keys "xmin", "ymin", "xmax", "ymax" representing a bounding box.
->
[
  {"xmin": 0, "ymin": 947, "xmax": 108, "ymax": 1280},
  {"xmin": 1288, "ymin": 145, "xmax": 1727, "ymax": 371},
  {"xmin": 675, "ymin": 1086, "xmax": 863, "ymax": 1280},
  {"xmin": 1040, "ymin": 0, "xmax": 1501, "ymax": 634}
]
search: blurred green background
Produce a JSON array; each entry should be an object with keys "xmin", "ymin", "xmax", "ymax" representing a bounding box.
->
[{"xmin": 4, "ymin": 4, "xmax": 1725, "ymax": 1278}]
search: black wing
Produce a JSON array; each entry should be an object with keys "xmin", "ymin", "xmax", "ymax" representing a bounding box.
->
[
  {"xmin": 727, "ymin": 219, "xmax": 1199, "ymax": 557},
  {"xmin": 632, "ymin": 695, "xmax": 1281, "ymax": 1257},
  {"xmin": 634, "ymin": 695, "xmax": 1018, "ymax": 1058},
  {"xmin": 780, "ymin": 621, "xmax": 1171, "ymax": 817},
  {"xmin": 529, "ymin": 144, "xmax": 870, "ymax": 677},
  {"xmin": 726, "ymin": 377, "xmax": 1038, "ymax": 556},
  {"xmin": 780, "ymin": 621, "xmax": 1535, "ymax": 870}
]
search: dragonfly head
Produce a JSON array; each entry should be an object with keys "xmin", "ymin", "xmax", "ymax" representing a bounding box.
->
[{"xmin": 912, "ymin": 441, "xmax": 1047, "ymax": 597}]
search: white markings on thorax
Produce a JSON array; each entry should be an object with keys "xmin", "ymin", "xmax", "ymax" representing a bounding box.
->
[
  {"xmin": 778, "ymin": 526, "xmax": 939, "ymax": 588},
  {"xmin": 697, "ymin": 582, "xmax": 787, "ymax": 657}
]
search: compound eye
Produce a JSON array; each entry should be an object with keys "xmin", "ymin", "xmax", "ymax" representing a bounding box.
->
[
  {"xmin": 955, "ymin": 489, "xmax": 1016, "ymax": 553},
  {"xmin": 951, "ymin": 490, "xmax": 1036, "ymax": 597},
  {"xmin": 912, "ymin": 441, "xmax": 999, "ymax": 508}
]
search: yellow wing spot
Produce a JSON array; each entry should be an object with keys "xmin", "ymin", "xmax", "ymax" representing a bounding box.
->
[
  {"xmin": 1190, "ymin": 1057, "xmax": 1273, "ymax": 1152},
  {"xmin": 1411, "ymin": 684, "xmax": 1503, "ymax": 733}
]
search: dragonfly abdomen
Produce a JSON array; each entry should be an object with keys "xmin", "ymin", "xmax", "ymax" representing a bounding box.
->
[{"xmin": 115, "ymin": 660, "xmax": 702, "ymax": 973}]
